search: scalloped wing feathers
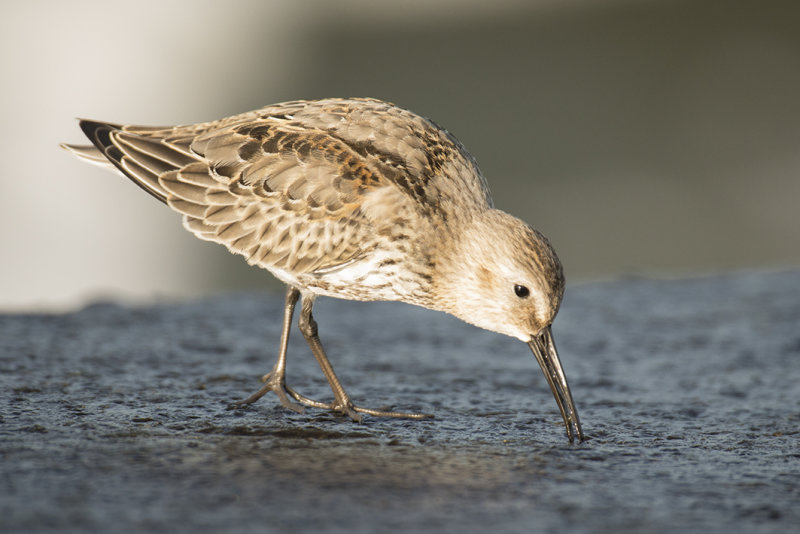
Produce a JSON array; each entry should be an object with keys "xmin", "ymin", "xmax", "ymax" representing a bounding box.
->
[{"xmin": 68, "ymin": 98, "xmax": 492, "ymax": 280}]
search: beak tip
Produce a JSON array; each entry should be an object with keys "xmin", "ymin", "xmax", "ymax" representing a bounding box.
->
[{"xmin": 528, "ymin": 327, "xmax": 584, "ymax": 444}]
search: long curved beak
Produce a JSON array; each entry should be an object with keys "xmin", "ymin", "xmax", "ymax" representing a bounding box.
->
[{"xmin": 528, "ymin": 326, "xmax": 584, "ymax": 442}]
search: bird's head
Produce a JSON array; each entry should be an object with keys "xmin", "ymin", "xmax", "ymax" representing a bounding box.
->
[
  {"xmin": 433, "ymin": 209, "xmax": 583, "ymax": 441},
  {"xmin": 433, "ymin": 209, "xmax": 565, "ymax": 342}
]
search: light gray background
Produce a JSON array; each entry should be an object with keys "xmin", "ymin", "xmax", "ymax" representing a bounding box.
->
[{"xmin": 3, "ymin": 0, "xmax": 799, "ymax": 310}]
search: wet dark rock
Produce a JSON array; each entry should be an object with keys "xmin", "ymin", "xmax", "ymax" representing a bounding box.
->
[{"xmin": 1, "ymin": 270, "xmax": 799, "ymax": 533}]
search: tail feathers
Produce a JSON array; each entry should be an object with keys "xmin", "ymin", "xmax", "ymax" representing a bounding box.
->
[
  {"xmin": 60, "ymin": 143, "xmax": 116, "ymax": 170},
  {"xmin": 64, "ymin": 119, "xmax": 200, "ymax": 204}
]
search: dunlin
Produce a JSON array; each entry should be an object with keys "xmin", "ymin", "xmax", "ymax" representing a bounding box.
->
[{"xmin": 63, "ymin": 97, "xmax": 584, "ymax": 442}]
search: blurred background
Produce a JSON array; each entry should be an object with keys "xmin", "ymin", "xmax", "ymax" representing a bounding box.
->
[{"xmin": 2, "ymin": 0, "xmax": 799, "ymax": 311}]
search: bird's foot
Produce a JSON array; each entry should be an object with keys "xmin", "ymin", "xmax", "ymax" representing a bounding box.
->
[
  {"xmin": 277, "ymin": 390, "xmax": 434, "ymax": 422},
  {"xmin": 227, "ymin": 372, "xmax": 306, "ymax": 414},
  {"xmin": 349, "ymin": 404, "xmax": 434, "ymax": 421},
  {"xmin": 229, "ymin": 374, "xmax": 433, "ymax": 422}
]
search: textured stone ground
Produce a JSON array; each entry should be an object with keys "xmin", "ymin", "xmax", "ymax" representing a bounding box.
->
[{"xmin": 1, "ymin": 271, "xmax": 799, "ymax": 533}]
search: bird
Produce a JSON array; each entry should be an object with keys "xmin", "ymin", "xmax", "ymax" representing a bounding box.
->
[{"xmin": 62, "ymin": 97, "xmax": 584, "ymax": 442}]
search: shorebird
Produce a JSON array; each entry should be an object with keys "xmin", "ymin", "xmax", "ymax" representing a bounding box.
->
[{"xmin": 63, "ymin": 97, "xmax": 584, "ymax": 442}]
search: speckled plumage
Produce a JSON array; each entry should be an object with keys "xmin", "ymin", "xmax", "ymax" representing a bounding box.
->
[{"xmin": 63, "ymin": 97, "xmax": 583, "ymax": 441}]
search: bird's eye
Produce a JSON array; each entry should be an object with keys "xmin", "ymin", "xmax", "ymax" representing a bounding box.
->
[{"xmin": 514, "ymin": 284, "xmax": 530, "ymax": 298}]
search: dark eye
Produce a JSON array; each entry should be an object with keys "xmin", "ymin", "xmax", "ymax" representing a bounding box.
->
[{"xmin": 514, "ymin": 284, "xmax": 530, "ymax": 298}]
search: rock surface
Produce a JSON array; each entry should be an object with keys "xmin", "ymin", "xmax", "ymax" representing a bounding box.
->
[{"xmin": 2, "ymin": 271, "xmax": 799, "ymax": 533}]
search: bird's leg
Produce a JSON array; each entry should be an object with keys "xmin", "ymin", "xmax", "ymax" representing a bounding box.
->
[
  {"xmin": 297, "ymin": 293, "xmax": 433, "ymax": 421},
  {"xmin": 229, "ymin": 285, "xmax": 326, "ymax": 413}
]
